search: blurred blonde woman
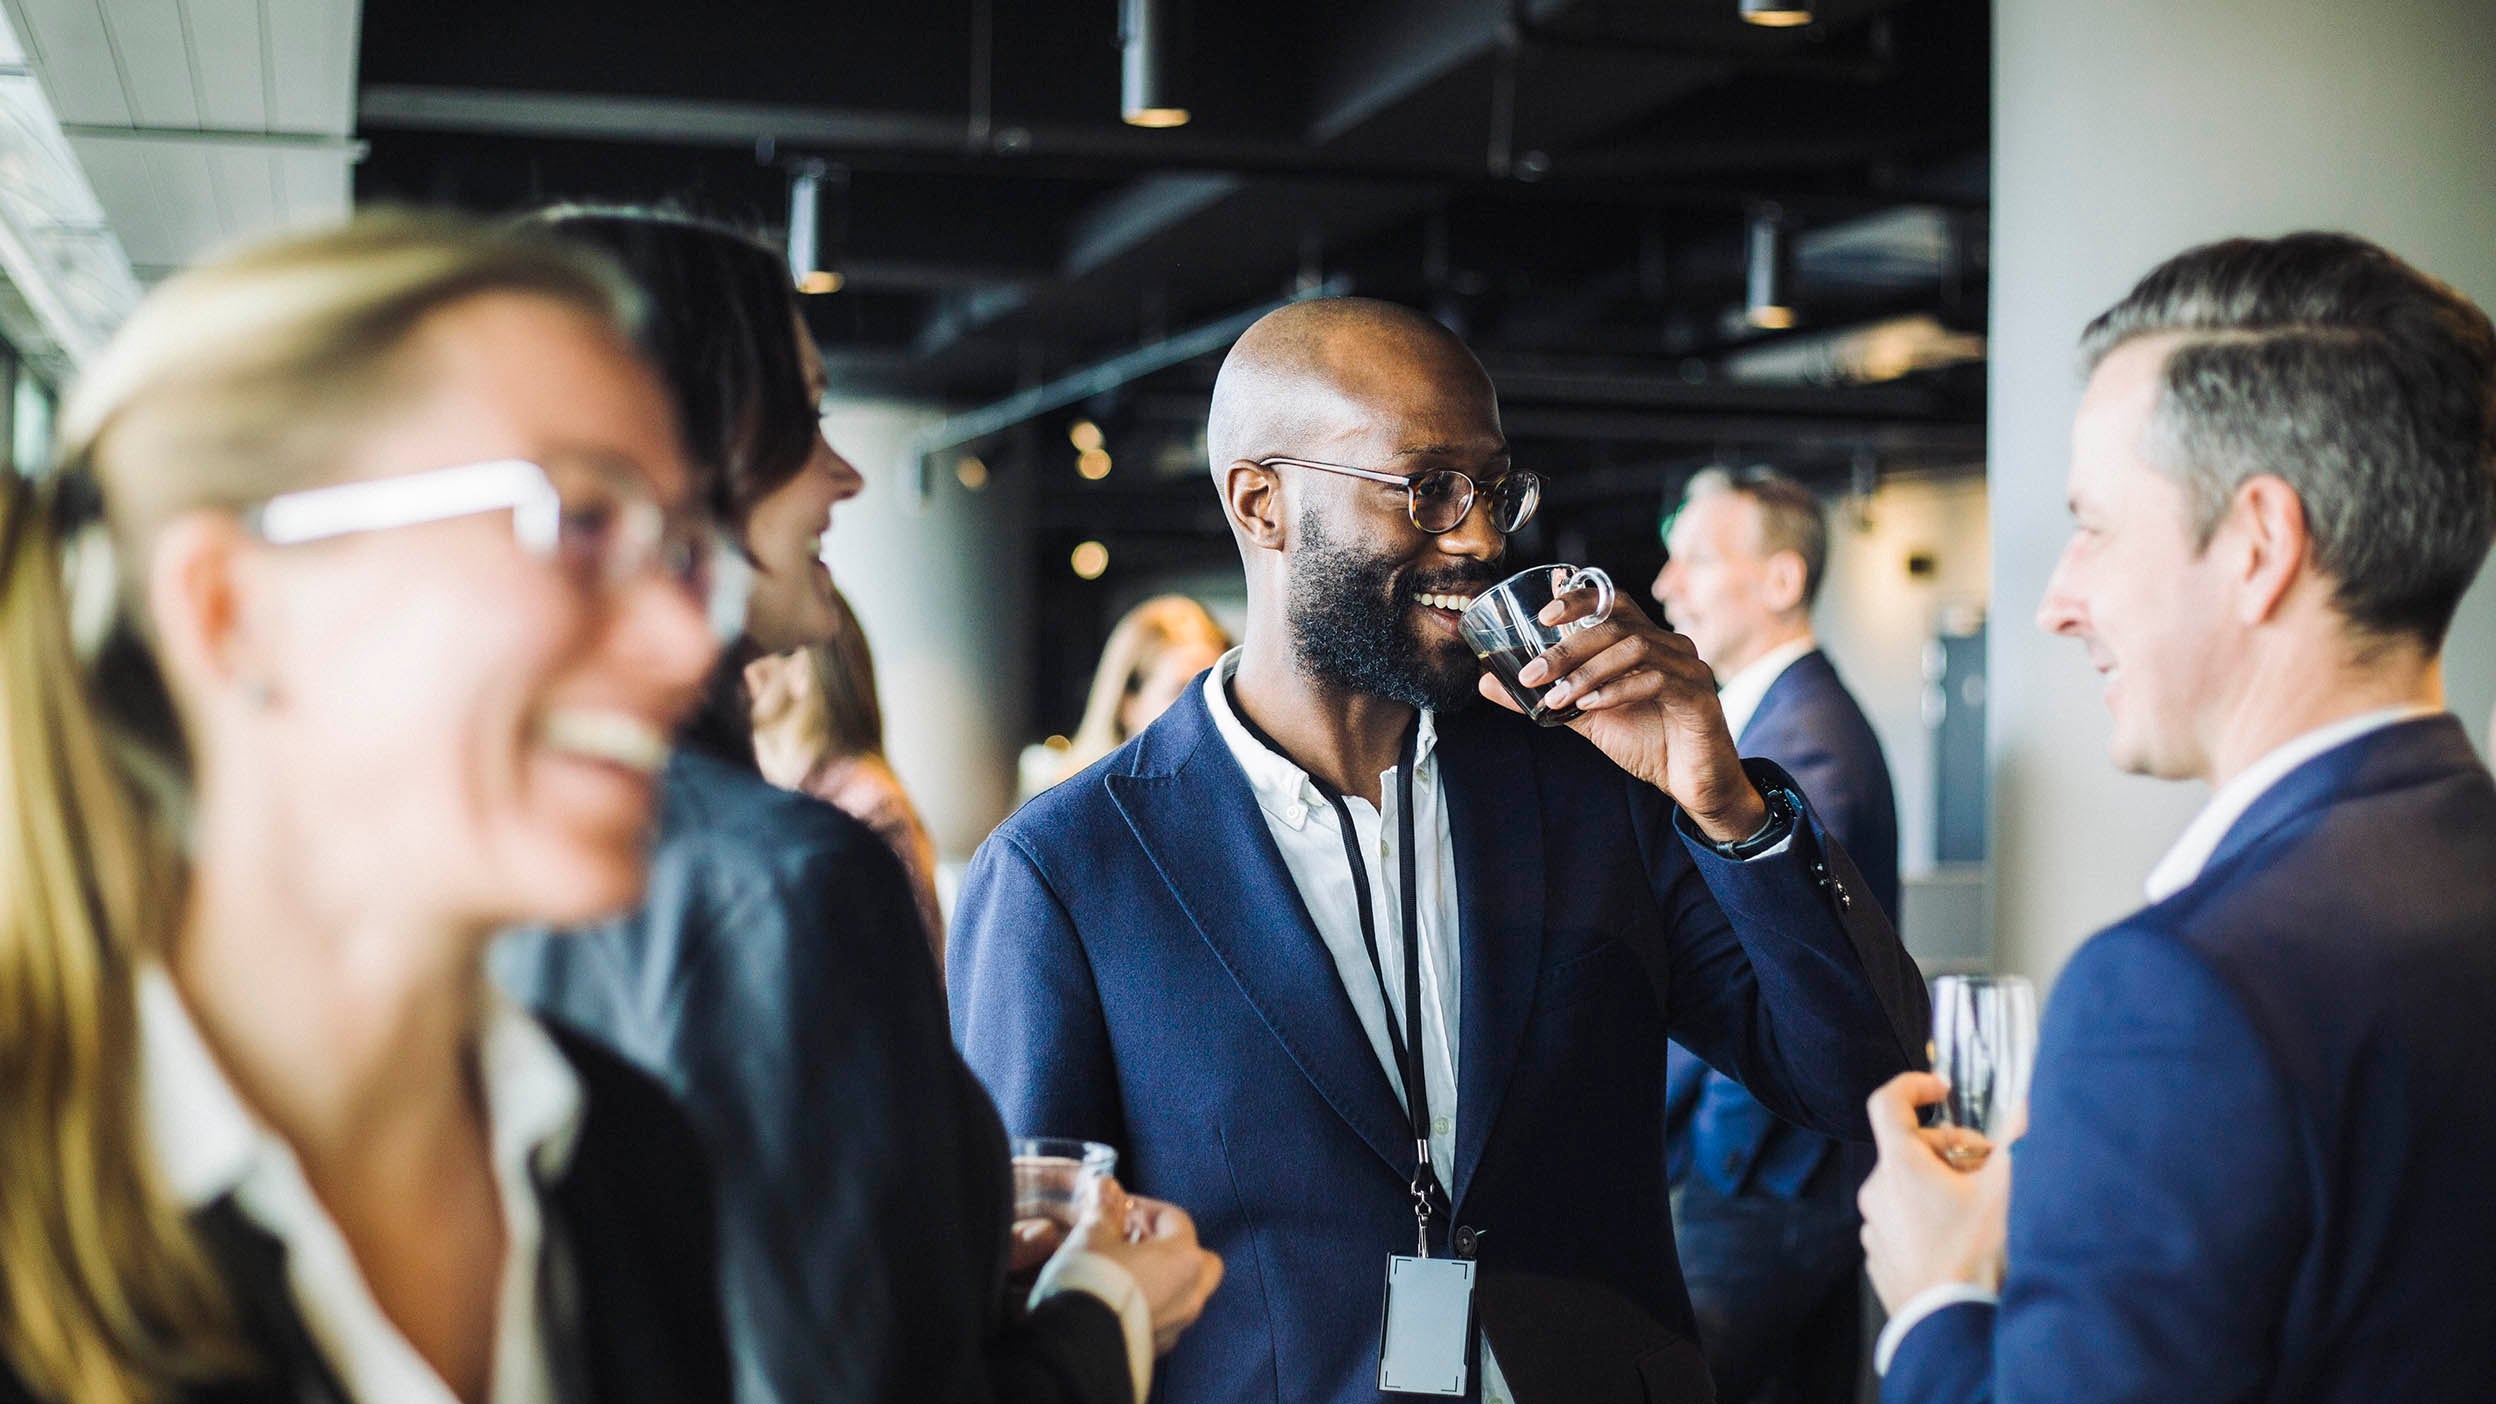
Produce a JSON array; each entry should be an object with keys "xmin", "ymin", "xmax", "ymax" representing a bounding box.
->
[
  {"xmin": 0, "ymin": 216, "xmax": 734, "ymax": 1403},
  {"xmin": 1046, "ymin": 596, "xmax": 1230, "ymax": 788},
  {"xmin": 745, "ymin": 587, "xmax": 945, "ymax": 966}
]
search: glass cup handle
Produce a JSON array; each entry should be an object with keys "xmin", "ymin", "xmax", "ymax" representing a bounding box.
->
[{"xmin": 1565, "ymin": 565, "xmax": 1615, "ymax": 629}]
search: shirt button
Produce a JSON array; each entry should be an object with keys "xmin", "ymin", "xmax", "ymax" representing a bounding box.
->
[
  {"xmin": 1285, "ymin": 803, "xmax": 1307, "ymax": 827},
  {"xmin": 1432, "ymin": 1115, "xmax": 1451, "ymax": 1137}
]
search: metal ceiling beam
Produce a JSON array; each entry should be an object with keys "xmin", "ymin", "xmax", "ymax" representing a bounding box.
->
[
  {"xmin": 360, "ymin": 83, "xmax": 1941, "ymax": 198},
  {"xmin": 903, "ymin": 273, "xmax": 1352, "ymax": 502},
  {"xmin": 60, "ymin": 124, "xmax": 369, "ymax": 156}
]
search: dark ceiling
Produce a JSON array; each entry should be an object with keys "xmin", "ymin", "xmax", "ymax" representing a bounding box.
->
[{"xmin": 355, "ymin": 0, "xmax": 1990, "ymax": 724}]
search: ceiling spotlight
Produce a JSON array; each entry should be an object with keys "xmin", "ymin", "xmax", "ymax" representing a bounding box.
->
[
  {"xmin": 787, "ymin": 160, "xmax": 847, "ymax": 292},
  {"xmin": 1745, "ymin": 206, "xmax": 1798, "ymax": 331},
  {"xmin": 1068, "ymin": 418, "xmax": 1105, "ymax": 452},
  {"xmin": 1077, "ymin": 448, "xmax": 1113, "ymax": 480},
  {"xmin": 1120, "ymin": 0, "xmax": 1190, "ymax": 128},
  {"xmin": 1071, "ymin": 540, "xmax": 1110, "ymax": 579},
  {"xmin": 1739, "ymin": 0, "xmax": 1815, "ymax": 26}
]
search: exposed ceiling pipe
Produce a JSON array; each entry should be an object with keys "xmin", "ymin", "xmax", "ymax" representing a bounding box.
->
[
  {"xmin": 363, "ymin": 85, "xmax": 1982, "ymax": 212},
  {"xmin": 902, "ymin": 273, "xmax": 1352, "ymax": 507}
]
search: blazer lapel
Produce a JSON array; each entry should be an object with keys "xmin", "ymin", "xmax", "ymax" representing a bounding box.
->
[
  {"xmin": 2201, "ymin": 715, "xmax": 2468, "ymax": 881},
  {"xmin": 1107, "ymin": 692, "xmax": 1415, "ymax": 1181},
  {"xmin": 1439, "ymin": 711, "xmax": 1546, "ymax": 1209}
]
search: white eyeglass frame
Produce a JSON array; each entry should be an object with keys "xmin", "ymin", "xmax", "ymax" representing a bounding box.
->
[
  {"xmin": 247, "ymin": 458, "xmax": 563, "ymax": 551},
  {"xmin": 243, "ymin": 457, "xmax": 749, "ymax": 641}
]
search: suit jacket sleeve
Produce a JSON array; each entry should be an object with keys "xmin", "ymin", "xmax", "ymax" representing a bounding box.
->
[
  {"xmin": 1636, "ymin": 758, "xmax": 1928, "ymax": 1143},
  {"xmin": 1882, "ymin": 927, "xmax": 2304, "ymax": 1404},
  {"xmin": 641, "ymin": 825, "xmax": 932, "ymax": 1402},
  {"xmin": 949, "ymin": 830, "xmax": 1128, "ymax": 1152}
]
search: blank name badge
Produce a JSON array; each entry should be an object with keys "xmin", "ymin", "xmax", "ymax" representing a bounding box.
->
[{"xmin": 1378, "ymin": 1254, "xmax": 1475, "ymax": 1396}]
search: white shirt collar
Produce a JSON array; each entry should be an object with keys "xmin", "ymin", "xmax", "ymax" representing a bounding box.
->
[
  {"xmin": 140, "ymin": 965, "xmax": 586, "ymax": 1404},
  {"xmin": 141, "ymin": 967, "xmax": 587, "ymax": 1211},
  {"xmin": 1714, "ymin": 634, "xmax": 1819, "ymax": 742},
  {"xmin": 1203, "ymin": 647, "xmax": 1440, "ymax": 830},
  {"xmin": 2143, "ymin": 705, "xmax": 2438, "ymax": 904}
]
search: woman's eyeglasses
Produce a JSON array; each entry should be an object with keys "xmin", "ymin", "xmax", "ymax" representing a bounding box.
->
[
  {"xmin": 1256, "ymin": 456, "xmax": 1542, "ymax": 536},
  {"xmin": 244, "ymin": 457, "xmax": 750, "ymax": 641}
]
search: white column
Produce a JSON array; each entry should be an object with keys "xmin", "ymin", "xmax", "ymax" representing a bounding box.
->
[
  {"xmin": 819, "ymin": 403, "xmax": 1035, "ymax": 867},
  {"xmin": 1990, "ymin": 0, "xmax": 2496, "ymax": 987}
]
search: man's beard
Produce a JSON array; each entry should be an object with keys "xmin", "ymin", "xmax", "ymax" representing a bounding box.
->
[{"xmin": 1287, "ymin": 511, "xmax": 1497, "ymax": 712}]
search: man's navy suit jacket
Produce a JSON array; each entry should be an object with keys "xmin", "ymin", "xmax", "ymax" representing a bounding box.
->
[
  {"xmin": 1667, "ymin": 648, "xmax": 1902, "ymax": 1197},
  {"xmin": 951, "ymin": 683, "xmax": 1928, "ymax": 1404},
  {"xmin": 1885, "ymin": 715, "xmax": 2496, "ymax": 1404}
]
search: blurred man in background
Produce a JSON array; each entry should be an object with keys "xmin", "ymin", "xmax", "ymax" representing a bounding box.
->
[{"xmin": 1654, "ymin": 466, "xmax": 1900, "ymax": 1402}]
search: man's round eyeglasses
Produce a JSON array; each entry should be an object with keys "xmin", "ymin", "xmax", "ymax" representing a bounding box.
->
[{"xmin": 1256, "ymin": 455, "xmax": 1542, "ymax": 535}]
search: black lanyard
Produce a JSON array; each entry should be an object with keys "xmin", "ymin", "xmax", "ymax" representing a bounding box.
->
[{"xmin": 1228, "ymin": 683, "xmax": 1447, "ymax": 1256}]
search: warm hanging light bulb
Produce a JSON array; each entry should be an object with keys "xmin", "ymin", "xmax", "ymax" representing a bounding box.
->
[
  {"xmin": 1120, "ymin": 0, "xmax": 1190, "ymax": 127},
  {"xmin": 1739, "ymin": 0, "xmax": 1815, "ymax": 26},
  {"xmin": 786, "ymin": 162, "xmax": 844, "ymax": 291},
  {"xmin": 1745, "ymin": 206, "xmax": 1798, "ymax": 330}
]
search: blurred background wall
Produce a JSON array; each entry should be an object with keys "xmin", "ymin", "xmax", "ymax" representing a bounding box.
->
[{"xmin": 1989, "ymin": 0, "xmax": 2496, "ymax": 991}]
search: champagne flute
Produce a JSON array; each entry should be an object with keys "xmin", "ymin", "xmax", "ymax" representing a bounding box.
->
[{"xmin": 1929, "ymin": 974, "xmax": 2037, "ymax": 1169}]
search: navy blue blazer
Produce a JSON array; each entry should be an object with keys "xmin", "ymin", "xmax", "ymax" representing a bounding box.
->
[
  {"xmin": 1667, "ymin": 648, "xmax": 1902, "ymax": 1197},
  {"xmin": 498, "ymin": 751, "xmax": 1130, "ymax": 1404},
  {"xmin": 1884, "ymin": 715, "xmax": 2496, "ymax": 1404},
  {"xmin": 951, "ymin": 684, "xmax": 1927, "ymax": 1404}
]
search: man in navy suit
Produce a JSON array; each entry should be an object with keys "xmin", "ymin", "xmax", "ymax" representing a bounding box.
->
[
  {"xmin": 1655, "ymin": 467, "xmax": 1900, "ymax": 1402},
  {"xmin": 1858, "ymin": 232, "xmax": 2496, "ymax": 1403},
  {"xmin": 952, "ymin": 297, "xmax": 1928, "ymax": 1404}
]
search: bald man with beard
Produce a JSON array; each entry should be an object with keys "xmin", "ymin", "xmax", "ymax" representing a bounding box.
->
[{"xmin": 950, "ymin": 298, "xmax": 1926, "ymax": 1404}]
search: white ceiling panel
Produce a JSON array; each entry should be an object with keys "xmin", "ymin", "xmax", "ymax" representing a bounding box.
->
[
  {"xmin": 0, "ymin": 0, "xmax": 354, "ymax": 355},
  {"xmin": 271, "ymin": 145, "xmax": 349, "ymax": 223},
  {"xmin": 1, "ymin": 0, "xmax": 134, "ymax": 125},
  {"xmin": 93, "ymin": 0, "xmax": 199, "ymax": 128},
  {"xmin": 263, "ymin": 0, "xmax": 357, "ymax": 134},
  {"xmin": 60, "ymin": 135, "xmax": 168, "ymax": 265},
  {"xmin": 209, "ymin": 144, "xmax": 278, "ymax": 232},
  {"xmin": 138, "ymin": 142, "xmax": 227, "ymax": 263},
  {"xmin": 184, "ymin": 0, "xmax": 269, "ymax": 131}
]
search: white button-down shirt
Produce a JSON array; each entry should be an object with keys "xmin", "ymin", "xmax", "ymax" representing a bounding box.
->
[
  {"xmin": 1873, "ymin": 703, "xmax": 2438, "ymax": 1376},
  {"xmin": 1205, "ymin": 651, "xmax": 1520, "ymax": 1404},
  {"xmin": 141, "ymin": 967, "xmax": 581, "ymax": 1404},
  {"xmin": 1713, "ymin": 634, "xmax": 1818, "ymax": 743}
]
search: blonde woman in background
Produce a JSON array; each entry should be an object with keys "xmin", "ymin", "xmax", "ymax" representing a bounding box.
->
[
  {"xmin": 746, "ymin": 587, "xmax": 945, "ymax": 966},
  {"xmin": 0, "ymin": 216, "xmax": 734, "ymax": 1403},
  {"xmin": 1026, "ymin": 595, "xmax": 1229, "ymax": 796}
]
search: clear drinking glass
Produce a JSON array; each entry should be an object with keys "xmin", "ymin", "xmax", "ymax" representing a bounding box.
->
[
  {"xmin": 1929, "ymin": 974, "xmax": 2037, "ymax": 1168},
  {"xmin": 1005, "ymin": 1137, "xmax": 1117, "ymax": 1292},
  {"xmin": 1010, "ymin": 1137, "xmax": 1117, "ymax": 1230},
  {"xmin": 1458, "ymin": 563, "xmax": 1616, "ymax": 726}
]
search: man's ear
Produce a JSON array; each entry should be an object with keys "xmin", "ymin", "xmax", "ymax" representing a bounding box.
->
[
  {"xmin": 143, "ymin": 511, "xmax": 264, "ymax": 708},
  {"xmin": 2227, "ymin": 474, "xmax": 2311, "ymax": 626},
  {"xmin": 1762, "ymin": 548, "xmax": 1809, "ymax": 616},
  {"xmin": 1223, "ymin": 460, "xmax": 1288, "ymax": 552}
]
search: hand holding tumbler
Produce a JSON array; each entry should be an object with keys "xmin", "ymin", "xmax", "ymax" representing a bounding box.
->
[{"xmin": 1928, "ymin": 974, "xmax": 2037, "ymax": 1168}]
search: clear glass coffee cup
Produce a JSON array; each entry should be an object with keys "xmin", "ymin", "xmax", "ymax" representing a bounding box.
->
[{"xmin": 1458, "ymin": 563, "xmax": 1616, "ymax": 725}]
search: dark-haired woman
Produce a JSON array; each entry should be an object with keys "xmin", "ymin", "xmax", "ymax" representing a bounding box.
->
[
  {"xmin": 492, "ymin": 210, "xmax": 1219, "ymax": 1404},
  {"xmin": 0, "ymin": 216, "xmax": 731, "ymax": 1403}
]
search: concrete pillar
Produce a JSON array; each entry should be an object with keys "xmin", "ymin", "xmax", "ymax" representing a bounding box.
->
[
  {"xmin": 1991, "ymin": 0, "xmax": 2496, "ymax": 988},
  {"xmin": 819, "ymin": 403, "xmax": 1035, "ymax": 868}
]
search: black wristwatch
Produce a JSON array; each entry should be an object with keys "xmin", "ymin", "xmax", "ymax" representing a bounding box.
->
[{"xmin": 1707, "ymin": 777, "xmax": 1801, "ymax": 861}]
